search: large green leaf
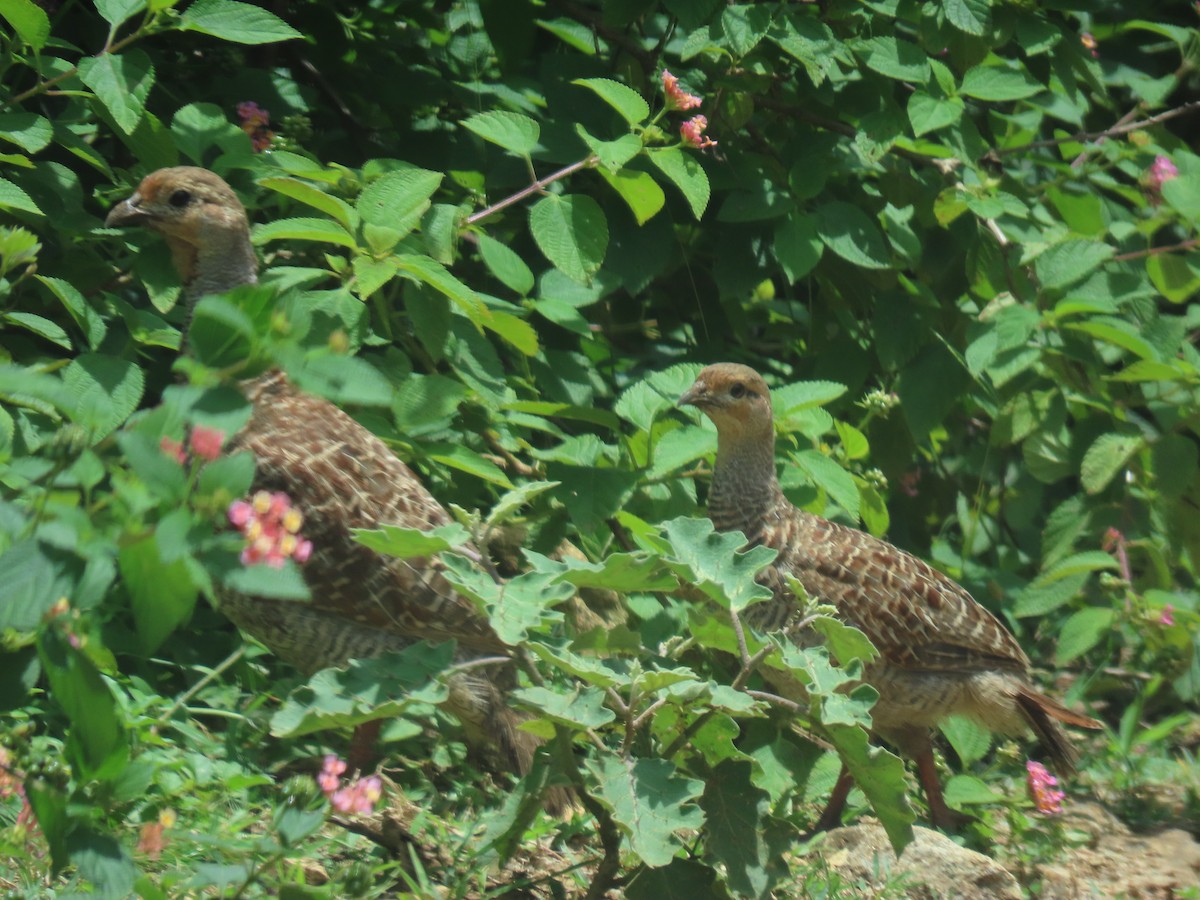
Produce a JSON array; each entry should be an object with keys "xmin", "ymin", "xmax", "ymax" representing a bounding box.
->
[
  {"xmin": 180, "ymin": 0, "xmax": 302, "ymax": 43},
  {"xmin": 529, "ymin": 194, "xmax": 609, "ymax": 284},
  {"xmin": 585, "ymin": 756, "xmax": 705, "ymax": 867}
]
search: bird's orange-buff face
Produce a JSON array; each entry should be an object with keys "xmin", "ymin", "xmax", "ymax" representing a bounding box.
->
[
  {"xmin": 105, "ymin": 166, "xmax": 247, "ymax": 247},
  {"xmin": 678, "ymin": 363, "xmax": 774, "ymax": 443}
]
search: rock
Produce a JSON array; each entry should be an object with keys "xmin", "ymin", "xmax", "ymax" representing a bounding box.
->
[
  {"xmin": 1033, "ymin": 802, "xmax": 1200, "ymax": 899},
  {"xmin": 813, "ymin": 823, "xmax": 1021, "ymax": 899}
]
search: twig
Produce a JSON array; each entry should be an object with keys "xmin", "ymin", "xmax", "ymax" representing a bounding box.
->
[
  {"xmin": 995, "ymin": 99, "xmax": 1200, "ymax": 157},
  {"xmin": 156, "ymin": 646, "xmax": 246, "ymax": 727},
  {"xmin": 465, "ymin": 156, "xmax": 598, "ymax": 226},
  {"xmin": 1112, "ymin": 237, "xmax": 1200, "ymax": 262}
]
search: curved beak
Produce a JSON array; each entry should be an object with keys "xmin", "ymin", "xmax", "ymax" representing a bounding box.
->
[
  {"xmin": 105, "ymin": 193, "xmax": 146, "ymax": 228},
  {"xmin": 678, "ymin": 382, "xmax": 707, "ymax": 408}
]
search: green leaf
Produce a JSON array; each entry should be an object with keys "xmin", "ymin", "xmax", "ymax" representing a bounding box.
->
[
  {"xmin": 825, "ymin": 723, "xmax": 914, "ymax": 853},
  {"xmin": 721, "ymin": 4, "xmax": 772, "ymax": 57},
  {"xmin": 545, "ymin": 463, "xmax": 641, "ymax": 531},
  {"xmin": 791, "ymin": 449, "xmax": 860, "ymax": 520},
  {"xmin": 529, "ymin": 194, "xmax": 609, "ymax": 284},
  {"xmin": 120, "ymin": 533, "xmax": 198, "ymax": 654},
  {"xmin": 486, "ymin": 480, "xmax": 561, "ymax": 530},
  {"xmin": 0, "ymin": 0, "xmax": 50, "ymax": 50},
  {"xmin": 585, "ymin": 756, "xmax": 705, "ymax": 867},
  {"xmin": 477, "ymin": 232, "xmax": 535, "ymax": 295},
  {"xmin": 700, "ymin": 760, "xmax": 786, "ymax": 898},
  {"xmin": 1162, "ymin": 153, "xmax": 1200, "ymax": 220},
  {"xmin": 0, "ymin": 112, "xmax": 52, "ymax": 153},
  {"xmin": 356, "ymin": 168, "xmax": 443, "ymax": 236},
  {"xmin": 0, "ymin": 539, "xmax": 82, "ymax": 633},
  {"xmin": 625, "ymin": 859, "xmax": 720, "ymax": 899},
  {"xmin": 252, "ymin": 217, "xmax": 356, "ymax": 249},
  {"xmin": 942, "ymin": 0, "xmax": 991, "ymax": 36},
  {"xmin": 271, "ymin": 644, "xmax": 455, "ymax": 738},
  {"xmin": 395, "ymin": 254, "xmax": 488, "ymax": 324},
  {"xmin": 815, "ymin": 202, "xmax": 891, "ymax": 270},
  {"xmin": 857, "ymin": 36, "xmax": 930, "ymax": 82},
  {"xmin": 351, "ymin": 256, "xmax": 397, "ymax": 300},
  {"xmin": 180, "ymin": 0, "xmax": 302, "ymax": 43},
  {"xmin": 1056, "ymin": 607, "xmax": 1114, "ymax": 665},
  {"xmin": 907, "ymin": 91, "xmax": 964, "ymax": 136},
  {"xmin": 1080, "ymin": 432, "xmax": 1143, "ymax": 494},
  {"xmin": 774, "ymin": 213, "xmax": 823, "ymax": 282},
  {"xmin": 95, "ymin": 0, "xmax": 145, "ymax": 27},
  {"xmin": 811, "ymin": 616, "xmax": 877, "ymax": 666},
  {"xmin": 223, "ymin": 559, "xmax": 310, "ymax": 601},
  {"xmin": 68, "ymin": 828, "xmax": 136, "ymax": 899},
  {"xmin": 3, "ymin": 312, "xmax": 70, "ymax": 349},
  {"xmin": 943, "ymin": 774, "xmax": 1001, "ymax": 809},
  {"xmin": 597, "ymin": 167, "xmax": 665, "ymax": 225},
  {"xmin": 1146, "ymin": 253, "xmax": 1200, "ymax": 304},
  {"xmin": 960, "ymin": 63, "xmax": 1043, "ymax": 101},
  {"xmin": 63, "ymin": 354, "xmax": 144, "ymax": 442},
  {"xmin": 513, "ymin": 684, "xmax": 615, "ymax": 729},
  {"xmin": 462, "ymin": 110, "xmax": 540, "ymax": 156},
  {"xmin": 259, "ymin": 177, "xmax": 355, "ymax": 230},
  {"xmin": 576, "ymin": 127, "xmax": 642, "ymax": 172},
  {"xmin": 661, "ymin": 517, "xmax": 775, "ymax": 612},
  {"xmin": 427, "ymin": 442, "xmax": 514, "ymax": 488},
  {"xmin": 1035, "ymin": 239, "xmax": 1114, "ymax": 291},
  {"xmin": 352, "ymin": 523, "xmax": 471, "ymax": 558},
  {"xmin": 940, "ymin": 716, "xmax": 992, "ymax": 767},
  {"xmin": 289, "ymin": 355, "xmax": 394, "ymax": 407},
  {"xmin": 485, "ymin": 309, "xmax": 539, "ymax": 356},
  {"xmin": 553, "ymin": 552, "xmax": 677, "ymax": 593},
  {"xmin": 37, "ymin": 626, "xmax": 126, "ymax": 780},
  {"xmin": 187, "ymin": 296, "xmax": 256, "ymax": 369},
  {"xmin": 648, "ymin": 147, "xmax": 710, "ymax": 219},
  {"xmin": 573, "ymin": 77, "xmax": 650, "ymax": 124},
  {"xmin": 78, "ymin": 49, "xmax": 155, "ymax": 135},
  {"xmin": 0, "ymin": 176, "xmax": 42, "ymax": 215}
]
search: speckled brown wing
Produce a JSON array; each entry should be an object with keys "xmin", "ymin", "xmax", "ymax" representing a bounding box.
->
[
  {"xmin": 756, "ymin": 505, "xmax": 1032, "ymax": 675},
  {"xmin": 229, "ymin": 371, "xmax": 505, "ymax": 657}
]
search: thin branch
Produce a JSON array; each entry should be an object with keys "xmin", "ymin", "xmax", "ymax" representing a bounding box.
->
[
  {"xmin": 995, "ymin": 99, "xmax": 1200, "ymax": 157},
  {"xmin": 1112, "ymin": 237, "xmax": 1200, "ymax": 262},
  {"xmin": 755, "ymin": 95, "xmax": 939, "ymax": 167},
  {"xmin": 465, "ymin": 156, "xmax": 598, "ymax": 226},
  {"xmin": 156, "ymin": 646, "xmax": 246, "ymax": 726},
  {"xmin": 3, "ymin": 26, "xmax": 149, "ymax": 110}
]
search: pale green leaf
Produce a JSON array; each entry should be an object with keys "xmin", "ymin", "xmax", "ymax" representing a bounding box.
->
[{"xmin": 180, "ymin": 0, "xmax": 302, "ymax": 43}]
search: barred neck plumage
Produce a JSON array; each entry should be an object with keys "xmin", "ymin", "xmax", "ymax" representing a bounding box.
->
[
  {"xmin": 178, "ymin": 220, "xmax": 258, "ymax": 339},
  {"xmin": 707, "ymin": 432, "xmax": 785, "ymax": 544},
  {"xmin": 183, "ymin": 223, "xmax": 258, "ymax": 300}
]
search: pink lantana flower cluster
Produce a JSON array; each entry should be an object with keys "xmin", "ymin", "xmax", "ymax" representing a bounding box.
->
[
  {"xmin": 227, "ymin": 490, "xmax": 313, "ymax": 568},
  {"xmin": 237, "ymin": 101, "xmax": 274, "ymax": 152},
  {"xmin": 661, "ymin": 70, "xmax": 717, "ymax": 150},
  {"xmin": 1026, "ymin": 760, "xmax": 1065, "ymax": 815},
  {"xmin": 161, "ymin": 425, "xmax": 226, "ymax": 465},
  {"xmin": 1143, "ymin": 155, "xmax": 1179, "ymax": 205},
  {"xmin": 317, "ymin": 754, "xmax": 383, "ymax": 815}
]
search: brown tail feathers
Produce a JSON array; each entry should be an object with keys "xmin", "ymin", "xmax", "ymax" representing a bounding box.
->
[
  {"xmin": 445, "ymin": 671, "xmax": 573, "ymax": 816},
  {"xmin": 1015, "ymin": 685, "xmax": 1103, "ymax": 776}
]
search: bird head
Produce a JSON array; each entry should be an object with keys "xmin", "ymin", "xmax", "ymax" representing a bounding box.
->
[
  {"xmin": 106, "ymin": 166, "xmax": 255, "ymax": 297},
  {"xmin": 678, "ymin": 363, "xmax": 774, "ymax": 443}
]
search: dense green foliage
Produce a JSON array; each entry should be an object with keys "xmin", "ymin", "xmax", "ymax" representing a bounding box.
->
[{"xmin": 1, "ymin": 0, "xmax": 1198, "ymax": 895}]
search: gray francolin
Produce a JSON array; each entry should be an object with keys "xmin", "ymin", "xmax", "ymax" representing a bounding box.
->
[
  {"xmin": 679, "ymin": 362, "xmax": 1101, "ymax": 830},
  {"xmin": 106, "ymin": 166, "xmax": 553, "ymax": 798}
]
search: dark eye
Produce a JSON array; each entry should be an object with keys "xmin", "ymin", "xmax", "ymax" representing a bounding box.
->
[
  {"xmin": 730, "ymin": 382, "xmax": 746, "ymax": 399},
  {"xmin": 169, "ymin": 189, "xmax": 192, "ymax": 208}
]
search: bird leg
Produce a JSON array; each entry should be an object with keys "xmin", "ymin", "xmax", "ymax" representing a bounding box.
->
[
  {"xmin": 914, "ymin": 747, "xmax": 967, "ymax": 831},
  {"xmin": 347, "ymin": 719, "xmax": 383, "ymax": 772},
  {"xmin": 810, "ymin": 764, "xmax": 854, "ymax": 833}
]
